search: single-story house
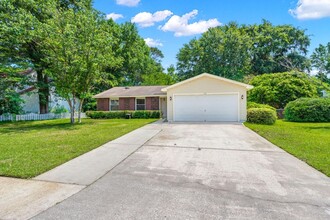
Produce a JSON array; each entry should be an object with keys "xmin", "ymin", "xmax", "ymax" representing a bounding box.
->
[{"xmin": 94, "ymin": 73, "xmax": 253, "ymax": 122}]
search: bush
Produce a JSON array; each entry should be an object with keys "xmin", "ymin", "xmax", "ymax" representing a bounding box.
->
[
  {"xmin": 86, "ymin": 110, "xmax": 161, "ymax": 119},
  {"xmin": 284, "ymin": 98, "xmax": 330, "ymax": 122},
  {"xmin": 248, "ymin": 71, "xmax": 330, "ymax": 108},
  {"xmin": 247, "ymin": 108, "xmax": 277, "ymax": 125},
  {"xmin": 50, "ymin": 105, "xmax": 68, "ymax": 114},
  {"xmin": 247, "ymin": 102, "xmax": 276, "ymax": 111}
]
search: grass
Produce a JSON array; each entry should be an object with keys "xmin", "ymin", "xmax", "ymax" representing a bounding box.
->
[
  {"xmin": 244, "ymin": 120, "xmax": 330, "ymax": 177},
  {"xmin": 0, "ymin": 118, "xmax": 156, "ymax": 178}
]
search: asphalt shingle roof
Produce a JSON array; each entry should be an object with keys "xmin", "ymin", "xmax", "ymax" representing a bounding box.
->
[{"xmin": 93, "ymin": 86, "xmax": 167, "ymax": 98}]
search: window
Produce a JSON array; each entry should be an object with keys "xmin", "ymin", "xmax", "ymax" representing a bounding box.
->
[
  {"xmin": 136, "ymin": 98, "xmax": 145, "ymax": 110},
  {"xmin": 110, "ymin": 99, "xmax": 119, "ymax": 111}
]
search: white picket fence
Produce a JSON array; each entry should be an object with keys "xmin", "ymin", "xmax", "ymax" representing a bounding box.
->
[{"xmin": 0, "ymin": 112, "xmax": 87, "ymax": 122}]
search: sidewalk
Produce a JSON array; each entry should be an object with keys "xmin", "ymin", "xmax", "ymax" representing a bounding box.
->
[{"xmin": 35, "ymin": 123, "xmax": 162, "ymax": 185}]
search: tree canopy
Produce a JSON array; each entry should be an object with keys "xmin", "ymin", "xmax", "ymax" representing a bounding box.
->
[
  {"xmin": 40, "ymin": 3, "xmax": 121, "ymax": 123},
  {"xmin": 311, "ymin": 42, "xmax": 330, "ymax": 84},
  {"xmin": 0, "ymin": 0, "xmax": 94, "ymax": 114},
  {"xmin": 176, "ymin": 20, "xmax": 310, "ymax": 81},
  {"xmin": 1, "ymin": 0, "xmax": 173, "ymax": 119}
]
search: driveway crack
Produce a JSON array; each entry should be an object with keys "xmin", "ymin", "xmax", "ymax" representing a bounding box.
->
[
  {"xmin": 145, "ymin": 144, "xmax": 285, "ymax": 153},
  {"xmin": 190, "ymin": 180, "xmax": 330, "ymax": 209}
]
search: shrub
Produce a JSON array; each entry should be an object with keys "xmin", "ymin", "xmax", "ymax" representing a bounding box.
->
[
  {"xmin": 284, "ymin": 98, "xmax": 330, "ymax": 122},
  {"xmin": 248, "ymin": 71, "xmax": 330, "ymax": 108},
  {"xmin": 86, "ymin": 110, "xmax": 161, "ymax": 119},
  {"xmin": 247, "ymin": 102, "xmax": 276, "ymax": 111},
  {"xmin": 247, "ymin": 108, "xmax": 277, "ymax": 125},
  {"xmin": 50, "ymin": 105, "xmax": 68, "ymax": 114}
]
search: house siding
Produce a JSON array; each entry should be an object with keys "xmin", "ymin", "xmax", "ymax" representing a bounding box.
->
[
  {"xmin": 119, "ymin": 97, "xmax": 135, "ymax": 110},
  {"xmin": 97, "ymin": 98, "xmax": 109, "ymax": 111},
  {"xmin": 166, "ymin": 76, "xmax": 247, "ymax": 122},
  {"xmin": 146, "ymin": 97, "xmax": 159, "ymax": 110}
]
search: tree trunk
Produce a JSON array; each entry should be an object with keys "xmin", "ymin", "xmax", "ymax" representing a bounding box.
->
[
  {"xmin": 71, "ymin": 97, "xmax": 76, "ymax": 124},
  {"xmin": 78, "ymin": 98, "xmax": 84, "ymax": 123},
  {"xmin": 37, "ymin": 70, "xmax": 49, "ymax": 114},
  {"xmin": 66, "ymin": 97, "xmax": 75, "ymax": 124}
]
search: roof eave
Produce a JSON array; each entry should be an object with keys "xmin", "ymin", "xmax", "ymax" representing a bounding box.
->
[{"xmin": 162, "ymin": 73, "xmax": 253, "ymax": 91}]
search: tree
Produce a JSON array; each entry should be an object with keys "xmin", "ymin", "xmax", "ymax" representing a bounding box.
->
[
  {"xmin": 176, "ymin": 23, "xmax": 252, "ymax": 80},
  {"xmin": 41, "ymin": 4, "xmax": 120, "ymax": 123},
  {"xmin": 248, "ymin": 71, "xmax": 330, "ymax": 109},
  {"xmin": 150, "ymin": 47, "xmax": 164, "ymax": 65},
  {"xmin": 176, "ymin": 20, "xmax": 311, "ymax": 81},
  {"xmin": 115, "ymin": 23, "xmax": 153, "ymax": 85},
  {"xmin": 0, "ymin": 67, "xmax": 27, "ymax": 115},
  {"xmin": 0, "ymin": 0, "xmax": 93, "ymax": 114},
  {"xmin": 248, "ymin": 20, "xmax": 310, "ymax": 74},
  {"xmin": 311, "ymin": 42, "xmax": 330, "ymax": 84},
  {"xmin": 141, "ymin": 48, "xmax": 177, "ymax": 85}
]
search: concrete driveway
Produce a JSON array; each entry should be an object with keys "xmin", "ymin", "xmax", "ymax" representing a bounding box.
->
[{"xmin": 34, "ymin": 123, "xmax": 330, "ymax": 220}]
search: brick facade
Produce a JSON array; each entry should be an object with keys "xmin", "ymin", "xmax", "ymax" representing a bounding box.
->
[
  {"xmin": 97, "ymin": 97, "xmax": 160, "ymax": 111},
  {"xmin": 97, "ymin": 98, "xmax": 109, "ymax": 111},
  {"xmin": 119, "ymin": 97, "xmax": 135, "ymax": 110},
  {"xmin": 146, "ymin": 97, "xmax": 159, "ymax": 110}
]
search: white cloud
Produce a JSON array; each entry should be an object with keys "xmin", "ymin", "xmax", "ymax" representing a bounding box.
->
[
  {"xmin": 144, "ymin": 38, "xmax": 163, "ymax": 47},
  {"xmin": 160, "ymin": 10, "xmax": 221, "ymax": 37},
  {"xmin": 106, "ymin": 13, "xmax": 124, "ymax": 21},
  {"xmin": 116, "ymin": 0, "xmax": 140, "ymax": 7},
  {"xmin": 289, "ymin": 0, "xmax": 330, "ymax": 19},
  {"xmin": 131, "ymin": 10, "xmax": 173, "ymax": 27}
]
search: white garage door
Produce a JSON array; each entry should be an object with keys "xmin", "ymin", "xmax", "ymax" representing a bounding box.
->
[{"xmin": 173, "ymin": 94, "xmax": 239, "ymax": 122}]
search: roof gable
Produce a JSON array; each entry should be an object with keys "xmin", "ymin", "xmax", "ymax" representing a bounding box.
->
[{"xmin": 161, "ymin": 73, "xmax": 253, "ymax": 92}]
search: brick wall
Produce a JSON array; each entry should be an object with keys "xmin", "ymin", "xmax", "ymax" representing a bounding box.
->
[
  {"xmin": 119, "ymin": 97, "xmax": 135, "ymax": 110},
  {"xmin": 97, "ymin": 98, "xmax": 109, "ymax": 111},
  {"xmin": 146, "ymin": 97, "xmax": 159, "ymax": 110}
]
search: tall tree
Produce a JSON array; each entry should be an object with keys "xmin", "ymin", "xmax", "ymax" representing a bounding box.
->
[
  {"xmin": 150, "ymin": 47, "xmax": 164, "ymax": 64},
  {"xmin": 0, "ymin": 0, "xmax": 93, "ymax": 114},
  {"xmin": 176, "ymin": 20, "xmax": 310, "ymax": 81},
  {"xmin": 248, "ymin": 20, "xmax": 310, "ymax": 74},
  {"xmin": 116, "ymin": 23, "xmax": 152, "ymax": 85},
  {"xmin": 41, "ymin": 4, "xmax": 120, "ymax": 123},
  {"xmin": 311, "ymin": 42, "xmax": 330, "ymax": 84}
]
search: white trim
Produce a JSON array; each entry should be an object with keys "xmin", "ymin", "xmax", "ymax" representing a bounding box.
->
[
  {"xmin": 109, "ymin": 98, "xmax": 119, "ymax": 111},
  {"xmin": 172, "ymin": 92, "xmax": 240, "ymax": 122},
  {"xmin": 135, "ymin": 97, "xmax": 146, "ymax": 111},
  {"xmin": 161, "ymin": 73, "xmax": 253, "ymax": 92}
]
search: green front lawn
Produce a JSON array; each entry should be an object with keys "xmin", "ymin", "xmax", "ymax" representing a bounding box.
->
[
  {"xmin": 0, "ymin": 118, "xmax": 156, "ymax": 178},
  {"xmin": 245, "ymin": 120, "xmax": 330, "ymax": 177}
]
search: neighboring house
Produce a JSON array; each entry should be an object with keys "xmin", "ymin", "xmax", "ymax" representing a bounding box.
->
[
  {"xmin": 94, "ymin": 73, "xmax": 253, "ymax": 122},
  {"xmin": 17, "ymin": 70, "xmax": 76, "ymax": 114},
  {"xmin": 19, "ymin": 86, "xmax": 74, "ymax": 114}
]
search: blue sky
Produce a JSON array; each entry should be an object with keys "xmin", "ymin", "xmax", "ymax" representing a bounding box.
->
[{"xmin": 93, "ymin": 0, "xmax": 330, "ymax": 69}]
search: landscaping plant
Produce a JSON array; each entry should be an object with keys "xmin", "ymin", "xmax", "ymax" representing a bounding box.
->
[
  {"xmin": 247, "ymin": 108, "xmax": 277, "ymax": 125},
  {"xmin": 284, "ymin": 97, "xmax": 330, "ymax": 122}
]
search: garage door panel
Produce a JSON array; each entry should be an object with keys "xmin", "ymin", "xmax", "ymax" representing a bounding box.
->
[
  {"xmin": 173, "ymin": 94, "xmax": 238, "ymax": 122},
  {"xmin": 204, "ymin": 95, "xmax": 238, "ymax": 122},
  {"xmin": 174, "ymin": 95, "xmax": 205, "ymax": 121}
]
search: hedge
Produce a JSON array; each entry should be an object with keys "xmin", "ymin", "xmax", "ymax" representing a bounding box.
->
[
  {"xmin": 247, "ymin": 102, "xmax": 276, "ymax": 111},
  {"xmin": 247, "ymin": 108, "xmax": 277, "ymax": 125},
  {"xmin": 284, "ymin": 98, "xmax": 330, "ymax": 122},
  {"xmin": 86, "ymin": 110, "xmax": 161, "ymax": 119}
]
